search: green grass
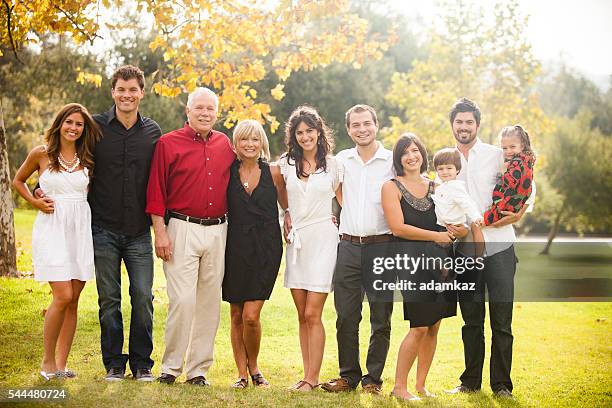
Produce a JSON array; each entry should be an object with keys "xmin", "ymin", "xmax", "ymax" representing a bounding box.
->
[{"xmin": 1, "ymin": 209, "xmax": 611, "ymax": 407}]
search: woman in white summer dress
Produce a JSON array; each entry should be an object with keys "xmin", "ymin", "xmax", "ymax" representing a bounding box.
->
[
  {"xmin": 277, "ymin": 106, "xmax": 342, "ymax": 392},
  {"xmin": 13, "ymin": 103, "xmax": 100, "ymax": 380}
]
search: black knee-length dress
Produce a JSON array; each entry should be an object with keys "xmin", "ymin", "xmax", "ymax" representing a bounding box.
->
[
  {"xmin": 222, "ymin": 159, "xmax": 283, "ymax": 303},
  {"xmin": 392, "ymin": 179, "xmax": 457, "ymax": 328}
]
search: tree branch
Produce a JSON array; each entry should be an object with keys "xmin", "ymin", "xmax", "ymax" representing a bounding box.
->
[
  {"xmin": 53, "ymin": 4, "xmax": 102, "ymax": 44},
  {"xmin": 3, "ymin": 0, "xmax": 24, "ymax": 63}
]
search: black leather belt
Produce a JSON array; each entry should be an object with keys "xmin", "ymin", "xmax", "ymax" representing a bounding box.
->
[
  {"xmin": 341, "ymin": 233, "xmax": 395, "ymax": 244},
  {"xmin": 168, "ymin": 210, "xmax": 226, "ymax": 226}
]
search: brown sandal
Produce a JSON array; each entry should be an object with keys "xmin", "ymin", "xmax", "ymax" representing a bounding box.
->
[
  {"xmin": 231, "ymin": 378, "xmax": 248, "ymax": 388},
  {"xmin": 291, "ymin": 380, "xmax": 314, "ymax": 391},
  {"xmin": 251, "ymin": 373, "xmax": 270, "ymax": 388}
]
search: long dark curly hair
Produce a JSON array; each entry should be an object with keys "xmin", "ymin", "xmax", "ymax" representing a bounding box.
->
[
  {"xmin": 284, "ymin": 105, "xmax": 334, "ymax": 178},
  {"xmin": 45, "ymin": 103, "xmax": 101, "ymax": 178}
]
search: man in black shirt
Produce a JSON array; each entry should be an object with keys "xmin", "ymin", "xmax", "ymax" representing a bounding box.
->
[{"xmin": 91, "ymin": 66, "xmax": 161, "ymax": 381}]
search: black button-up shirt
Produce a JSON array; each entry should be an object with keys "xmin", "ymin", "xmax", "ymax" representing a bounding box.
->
[{"xmin": 89, "ymin": 106, "xmax": 162, "ymax": 236}]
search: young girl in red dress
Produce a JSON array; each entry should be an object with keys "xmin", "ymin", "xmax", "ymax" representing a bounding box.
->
[{"xmin": 483, "ymin": 125, "xmax": 535, "ymax": 226}]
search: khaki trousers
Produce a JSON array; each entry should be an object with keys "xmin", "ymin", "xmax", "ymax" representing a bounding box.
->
[{"xmin": 161, "ymin": 218, "xmax": 227, "ymax": 379}]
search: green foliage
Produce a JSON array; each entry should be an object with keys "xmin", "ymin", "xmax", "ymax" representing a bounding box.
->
[
  {"xmin": 383, "ymin": 0, "xmax": 553, "ymax": 155},
  {"xmin": 0, "ymin": 38, "xmax": 107, "ymax": 206},
  {"xmin": 539, "ymin": 112, "xmax": 612, "ymax": 234}
]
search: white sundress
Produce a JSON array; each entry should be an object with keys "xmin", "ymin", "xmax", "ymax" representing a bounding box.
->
[
  {"xmin": 31, "ymin": 168, "xmax": 94, "ymax": 282},
  {"xmin": 280, "ymin": 156, "xmax": 342, "ymax": 293}
]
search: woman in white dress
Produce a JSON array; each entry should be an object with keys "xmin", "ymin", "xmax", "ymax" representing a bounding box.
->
[
  {"xmin": 13, "ymin": 103, "xmax": 100, "ymax": 380},
  {"xmin": 278, "ymin": 106, "xmax": 342, "ymax": 391}
]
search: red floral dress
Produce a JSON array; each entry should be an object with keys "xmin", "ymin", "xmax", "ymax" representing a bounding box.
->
[{"xmin": 483, "ymin": 152, "xmax": 535, "ymax": 226}]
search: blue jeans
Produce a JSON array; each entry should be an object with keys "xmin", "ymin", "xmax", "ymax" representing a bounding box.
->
[{"xmin": 93, "ymin": 224, "xmax": 154, "ymax": 372}]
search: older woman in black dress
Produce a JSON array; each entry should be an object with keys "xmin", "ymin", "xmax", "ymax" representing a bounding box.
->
[
  {"xmin": 222, "ymin": 120, "xmax": 287, "ymax": 388},
  {"xmin": 381, "ymin": 133, "xmax": 466, "ymax": 400}
]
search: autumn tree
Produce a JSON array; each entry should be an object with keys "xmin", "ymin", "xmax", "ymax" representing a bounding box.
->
[
  {"xmin": 382, "ymin": 0, "xmax": 552, "ymax": 153},
  {"xmin": 1, "ymin": 0, "xmax": 101, "ymax": 277},
  {"xmin": 0, "ymin": 0, "xmax": 395, "ymax": 276},
  {"xmin": 259, "ymin": 0, "xmax": 419, "ymax": 156}
]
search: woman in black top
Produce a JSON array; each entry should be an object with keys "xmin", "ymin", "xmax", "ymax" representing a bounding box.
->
[
  {"xmin": 382, "ymin": 133, "xmax": 466, "ymax": 400},
  {"xmin": 223, "ymin": 120, "xmax": 286, "ymax": 388}
]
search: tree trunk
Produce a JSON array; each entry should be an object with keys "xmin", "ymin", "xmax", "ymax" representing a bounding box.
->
[
  {"xmin": 540, "ymin": 200, "xmax": 566, "ymax": 255},
  {"xmin": 0, "ymin": 100, "xmax": 18, "ymax": 277}
]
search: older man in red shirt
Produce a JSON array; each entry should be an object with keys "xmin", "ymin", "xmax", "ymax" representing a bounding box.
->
[{"xmin": 146, "ymin": 87, "xmax": 235, "ymax": 385}]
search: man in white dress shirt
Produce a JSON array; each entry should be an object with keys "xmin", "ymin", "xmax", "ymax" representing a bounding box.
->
[
  {"xmin": 320, "ymin": 105, "xmax": 395, "ymax": 395},
  {"xmin": 445, "ymin": 98, "xmax": 531, "ymax": 399}
]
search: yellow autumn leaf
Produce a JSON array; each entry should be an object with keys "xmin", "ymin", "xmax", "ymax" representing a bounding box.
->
[
  {"xmin": 271, "ymin": 84, "xmax": 285, "ymax": 101},
  {"xmin": 270, "ymin": 118, "xmax": 280, "ymax": 134},
  {"xmin": 76, "ymin": 71, "xmax": 102, "ymax": 87}
]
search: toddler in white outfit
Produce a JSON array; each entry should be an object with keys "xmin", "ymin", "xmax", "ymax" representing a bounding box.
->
[{"xmin": 431, "ymin": 148, "xmax": 484, "ymax": 258}]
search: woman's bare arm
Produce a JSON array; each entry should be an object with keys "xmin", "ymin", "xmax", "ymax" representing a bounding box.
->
[
  {"xmin": 381, "ymin": 180, "xmax": 451, "ymax": 243},
  {"xmin": 12, "ymin": 146, "xmax": 54, "ymax": 213}
]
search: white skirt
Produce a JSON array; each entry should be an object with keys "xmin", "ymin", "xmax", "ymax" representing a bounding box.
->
[
  {"xmin": 32, "ymin": 198, "xmax": 94, "ymax": 282},
  {"xmin": 284, "ymin": 219, "xmax": 339, "ymax": 293}
]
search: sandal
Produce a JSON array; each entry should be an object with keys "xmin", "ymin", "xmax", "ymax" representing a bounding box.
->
[
  {"xmin": 39, "ymin": 371, "xmax": 57, "ymax": 381},
  {"xmin": 290, "ymin": 380, "xmax": 314, "ymax": 392},
  {"xmin": 231, "ymin": 378, "xmax": 248, "ymax": 389},
  {"xmin": 251, "ymin": 372, "xmax": 270, "ymax": 388}
]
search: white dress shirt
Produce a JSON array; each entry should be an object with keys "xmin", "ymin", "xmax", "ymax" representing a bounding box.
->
[
  {"xmin": 431, "ymin": 180, "xmax": 482, "ymax": 226},
  {"xmin": 336, "ymin": 142, "xmax": 394, "ymax": 236},
  {"xmin": 456, "ymin": 138, "xmax": 535, "ymax": 256}
]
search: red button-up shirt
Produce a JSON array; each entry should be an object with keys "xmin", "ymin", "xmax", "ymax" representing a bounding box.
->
[{"xmin": 146, "ymin": 123, "xmax": 236, "ymax": 218}]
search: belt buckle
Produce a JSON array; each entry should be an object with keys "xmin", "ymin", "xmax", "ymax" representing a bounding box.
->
[
  {"xmin": 185, "ymin": 215, "xmax": 190, "ymax": 223},
  {"xmin": 217, "ymin": 217, "xmax": 222, "ymax": 225},
  {"xmin": 359, "ymin": 236, "xmax": 365, "ymax": 244}
]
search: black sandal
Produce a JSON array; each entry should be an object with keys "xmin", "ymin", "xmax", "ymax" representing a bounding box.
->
[
  {"xmin": 251, "ymin": 372, "xmax": 270, "ymax": 387},
  {"xmin": 231, "ymin": 378, "xmax": 248, "ymax": 388}
]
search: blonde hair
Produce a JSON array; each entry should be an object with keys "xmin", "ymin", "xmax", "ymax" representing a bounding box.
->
[{"xmin": 232, "ymin": 120, "xmax": 270, "ymax": 161}]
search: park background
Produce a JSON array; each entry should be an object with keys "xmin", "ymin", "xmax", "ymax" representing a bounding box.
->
[{"xmin": 0, "ymin": 0, "xmax": 611, "ymax": 406}]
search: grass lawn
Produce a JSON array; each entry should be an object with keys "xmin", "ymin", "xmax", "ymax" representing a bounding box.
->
[{"xmin": 1, "ymin": 208, "xmax": 611, "ymax": 407}]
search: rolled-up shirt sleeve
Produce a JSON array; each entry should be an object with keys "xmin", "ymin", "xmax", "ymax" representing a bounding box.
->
[
  {"xmin": 146, "ymin": 139, "xmax": 169, "ymax": 217},
  {"xmin": 525, "ymin": 180, "xmax": 536, "ymax": 213}
]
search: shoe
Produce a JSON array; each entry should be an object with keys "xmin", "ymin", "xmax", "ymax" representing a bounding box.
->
[
  {"xmin": 186, "ymin": 376, "xmax": 210, "ymax": 386},
  {"xmin": 289, "ymin": 380, "xmax": 315, "ymax": 392},
  {"xmin": 231, "ymin": 378, "xmax": 248, "ymax": 389},
  {"xmin": 158, "ymin": 373, "xmax": 176, "ymax": 384},
  {"xmin": 320, "ymin": 377, "xmax": 352, "ymax": 393},
  {"xmin": 390, "ymin": 390, "xmax": 421, "ymax": 401},
  {"xmin": 494, "ymin": 388, "xmax": 514, "ymax": 399},
  {"xmin": 446, "ymin": 384, "xmax": 478, "ymax": 394},
  {"xmin": 361, "ymin": 383, "xmax": 382, "ymax": 395},
  {"xmin": 134, "ymin": 368, "xmax": 155, "ymax": 382},
  {"xmin": 104, "ymin": 367, "xmax": 125, "ymax": 382},
  {"xmin": 251, "ymin": 372, "xmax": 270, "ymax": 388}
]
